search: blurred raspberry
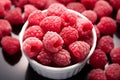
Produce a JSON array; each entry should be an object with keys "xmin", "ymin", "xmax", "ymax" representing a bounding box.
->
[
  {"xmin": 116, "ymin": 9, "xmax": 120, "ymax": 24},
  {"xmin": 57, "ymin": 0, "xmax": 76, "ymax": 5},
  {"xmin": 0, "ymin": 0, "xmax": 11, "ymax": 10},
  {"xmin": 109, "ymin": 0, "xmax": 120, "ymax": 10},
  {"xmin": 12, "ymin": 0, "xmax": 28, "ymax": 8}
]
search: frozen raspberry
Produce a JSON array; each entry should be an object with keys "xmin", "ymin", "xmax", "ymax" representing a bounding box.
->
[
  {"xmin": 28, "ymin": 10, "xmax": 46, "ymax": 26},
  {"xmin": 97, "ymin": 35, "xmax": 114, "ymax": 54},
  {"xmin": 0, "ymin": 0, "xmax": 11, "ymax": 10},
  {"xmin": 12, "ymin": 0, "xmax": 28, "ymax": 8},
  {"xmin": 43, "ymin": 31, "xmax": 64, "ymax": 53},
  {"xmin": 23, "ymin": 25, "xmax": 44, "ymax": 41},
  {"xmin": 4, "ymin": 7, "xmax": 23, "ymax": 25},
  {"xmin": 0, "ymin": 19, "xmax": 12, "ymax": 39},
  {"xmin": 1, "ymin": 36, "xmax": 20, "ymax": 55},
  {"xmin": 116, "ymin": 9, "xmax": 120, "ymax": 24},
  {"xmin": 47, "ymin": 3, "xmax": 67, "ymax": 16},
  {"xmin": 23, "ymin": 4, "xmax": 38, "ymax": 22},
  {"xmin": 44, "ymin": 0, "xmax": 58, "ymax": 9},
  {"xmin": 89, "ymin": 49, "xmax": 108, "ymax": 69},
  {"xmin": 61, "ymin": 10, "xmax": 78, "ymax": 27},
  {"xmin": 82, "ymin": 10, "xmax": 97, "ymax": 24},
  {"xmin": 94, "ymin": 0, "xmax": 113, "ymax": 18},
  {"xmin": 88, "ymin": 69, "xmax": 107, "ymax": 80},
  {"xmin": 69, "ymin": 41, "xmax": 90, "ymax": 63},
  {"xmin": 105, "ymin": 63, "xmax": 120, "ymax": 80},
  {"xmin": 53, "ymin": 49, "xmax": 71, "ymax": 67},
  {"xmin": 60, "ymin": 26, "xmax": 79, "ymax": 46},
  {"xmin": 110, "ymin": 47, "xmax": 120, "ymax": 65},
  {"xmin": 66, "ymin": 2, "xmax": 86, "ymax": 13},
  {"xmin": 40, "ymin": 16, "xmax": 62, "ymax": 33},
  {"xmin": 28, "ymin": 0, "xmax": 47, "ymax": 9},
  {"xmin": 109, "ymin": 0, "xmax": 120, "ymax": 10},
  {"xmin": 97, "ymin": 17, "xmax": 117, "ymax": 35},
  {"xmin": 0, "ymin": 4, "xmax": 5, "ymax": 18},
  {"xmin": 81, "ymin": 0, "xmax": 97, "ymax": 10},
  {"xmin": 23, "ymin": 37, "xmax": 43, "ymax": 58},
  {"xmin": 37, "ymin": 49, "xmax": 52, "ymax": 66}
]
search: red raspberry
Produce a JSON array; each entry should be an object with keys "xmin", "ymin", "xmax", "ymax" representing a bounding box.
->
[
  {"xmin": 89, "ymin": 49, "xmax": 108, "ymax": 69},
  {"xmin": 43, "ymin": 31, "xmax": 64, "ymax": 53},
  {"xmin": 0, "ymin": 19, "xmax": 12, "ymax": 39},
  {"xmin": 81, "ymin": 0, "xmax": 97, "ymax": 10},
  {"xmin": 1, "ymin": 36, "xmax": 20, "ymax": 55},
  {"xmin": 110, "ymin": 47, "xmax": 120, "ymax": 65},
  {"xmin": 116, "ymin": 9, "xmax": 120, "ymax": 24},
  {"xmin": 23, "ymin": 4, "xmax": 38, "ymax": 22},
  {"xmin": 23, "ymin": 25, "xmax": 44, "ymax": 41},
  {"xmin": 47, "ymin": 3, "xmax": 67, "ymax": 16},
  {"xmin": 82, "ymin": 10, "xmax": 97, "ymax": 24},
  {"xmin": 0, "ymin": 4, "xmax": 5, "ymax": 18},
  {"xmin": 66, "ymin": 2, "xmax": 86, "ymax": 13},
  {"xmin": 109, "ymin": 0, "xmax": 120, "ymax": 10},
  {"xmin": 37, "ymin": 49, "xmax": 52, "ymax": 66},
  {"xmin": 88, "ymin": 69, "xmax": 107, "ymax": 80},
  {"xmin": 53, "ymin": 49, "xmax": 71, "ymax": 67},
  {"xmin": 105, "ymin": 63, "xmax": 120, "ymax": 80},
  {"xmin": 94, "ymin": 0, "xmax": 113, "ymax": 18},
  {"xmin": 97, "ymin": 17, "xmax": 117, "ymax": 35},
  {"xmin": 40, "ymin": 16, "xmax": 62, "ymax": 33},
  {"xmin": 4, "ymin": 7, "xmax": 23, "ymax": 25},
  {"xmin": 57, "ymin": 0, "xmax": 76, "ymax": 5},
  {"xmin": 97, "ymin": 35, "xmax": 114, "ymax": 54},
  {"xmin": 60, "ymin": 26, "xmax": 79, "ymax": 46},
  {"xmin": 69, "ymin": 41, "xmax": 90, "ymax": 63},
  {"xmin": 23, "ymin": 37, "xmax": 43, "ymax": 58},
  {"xmin": 28, "ymin": 0, "xmax": 47, "ymax": 9},
  {"xmin": 0, "ymin": 0, "xmax": 11, "ymax": 10},
  {"xmin": 44, "ymin": 0, "xmax": 58, "ymax": 9},
  {"xmin": 28, "ymin": 10, "xmax": 46, "ymax": 26},
  {"xmin": 12, "ymin": 0, "xmax": 28, "ymax": 8}
]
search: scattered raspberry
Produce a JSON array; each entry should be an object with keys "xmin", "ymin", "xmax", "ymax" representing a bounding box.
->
[
  {"xmin": 23, "ymin": 25, "xmax": 44, "ymax": 41},
  {"xmin": 44, "ymin": 0, "xmax": 58, "ymax": 9},
  {"xmin": 47, "ymin": 3, "xmax": 67, "ymax": 16},
  {"xmin": 97, "ymin": 17, "xmax": 117, "ymax": 35},
  {"xmin": 0, "ymin": 4, "xmax": 5, "ymax": 18},
  {"xmin": 110, "ymin": 47, "xmax": 120, "ymax": 65},
  {"xmin": 60, "ymin": 26, "xmax": 79, "ymax": 46},
  {"xmin": 66, "ymin": 2, "xmax": 86, "ymax": 13},
  {"xmin": 0, "ymin": 19, "xmax": 12, "ymax": 39},
  {"xmin": 28, "ymin": 10, "xmax": 46, "ymax": 26},
  {"xmin": 82, "ymin": 10, "xmax": 97, "ymax": 24},
  {"xmin": 43, "ymin": 31, "xmax": 64, "ymax": 53},
  {"xmin": 109, "ymin": 0, "xmax": 120, "ymax": 10},
  {"xmin": 1, "ymin": 36, "xmax": 20, "ymax": 55},
  {"xmin": 89, "ymin": 49, "xmax": 108, "ymax": 69},
  {"xmin": 40, "ymin": 16, "xmax": 62, "ymax": 33},
  {"xmin": 23, "ymin": 37, "xmax": 43, "ymax": 58},
  {"xmin": 94, "ymin": 0, "xmax": 113, "ymax": 18},
  {"xmin": 53, "ymin": 49, "xmax": 71, "ymax": 67},
  {"xmin": 97, "ymin": 35, "xmax": 114, "ymax": 54},
  {"xmin": 4, "ymin": 7, "xmax": 23, "ymax": 25},
  {"xmin": 116, "ymin": 9, "xmax": 120, "ymax": 24},
  {"xmin": 105, "ymin": 63, "xmax": 120, "ymax": 80},
  {"xmin": 88, "ymin": 69, "xmax": 107, "ymax": 80},
  {"xmin": 37, "ymin": 49, "xmax": 52, "ymax": 66},
  {"xmin": 57, "ymin": 0, "xmax": 76, "ymax": 5},
  {"xmin": 12, "ymin": 0, "xmax": 28, "ymax": 8},
  {"xmin": 69, "ymin": 41, "xmax": 90, "ymax": 63},
  {"xmin": 0, "ymin": 0, "xmax": 11, "ymax": 10}
]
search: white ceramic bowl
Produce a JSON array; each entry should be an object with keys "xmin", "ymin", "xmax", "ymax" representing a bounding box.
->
[{"xmin": 19, "ymin": 9, "xmax": 97, "ymax": 79}]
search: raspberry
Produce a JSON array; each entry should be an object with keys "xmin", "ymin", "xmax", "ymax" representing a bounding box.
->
[
  {"xmin": 0, "ymin": 4, "xmax": 5, "ymax": 18},
  {"xmin": 23, "ymin": 25, "xmax": 44, "ymax": 41},
  {"xmin": 0, "ymin": 0, "xmax": 11, "ymax": 10},
  {"xmin": 69, "ymin": 41, "xmax": 90, "ymax": 63},
  {"xmin": 82, "ymin": 10, "xmax": 97, "ymax": 24},
  {"xmin": 109, "ymin": 0, "xmax": 120, "ymax": 10},
  {"xmin": 43, "ymin": 31, "xmax": 64, "ymax": 53},
  {"xmin": 110, "ymin": 47, "xmax": 120, "ymax": 65},
  {"xmin": 47, "ymin": 3, "xmax": 67, "ymax": 16},
  {"xmin": 23, "ymin": 4, "xmax": 38, "ymax": 22},
  {"xmin": 37, "ymin": 49, "xmax": 52, "ymax": 66},
  {"xmin": 97, "ymin": 17, "xmax": 117, "ymax": 35},
  {"xmin": 88, "ymin": 69, "xmax": 107, "ymax": 80},
  {"xmin": 28, "ymin": 0, "xmax": 47, "ymax": 9},
  {"xmin": 23, "ymin": 37, "xmax": 43, "ymax": 58},
  {"xmin": 53, "ymin": 49, "xmax": 71, "ymax": 67},
  {"xmin": 4, "ymin": 7, "xmax": 23, "ymax": 25},
  {"xmin": 66, "ymin": 2, "xmax": 86, "ymax": 13},
  {"xmin": 40, "ymin": 16, "xmax": 62, "ymax": 33},
  {"xmin": 12, "ymin": 0, "xmax": 28, "ymax": 8},
  {"xmin": 44, "ymin": 0, "xmax": 58, "ymax": 9},
  {"xmin": 116, "ymin": 9, "xmax": 120, "ymax": 24},
  {"xmin": 1, "ymin": 36, "xmax": 20, "ymax": 55},
  {"xmin": 81, "ymin": 0, "xmax": 97, "ymax": 10},
  {"xmin": 60, "ymin": 26, "xmax": 79, "ymax": 46},
  {"xmin": 0, "ymin": 19, "xmax": 12, "ymax": 39},
  {"xmin": 97, "ymin": 35, "xmax": 114, "ymax": 54},
  {"xmin": 94, "ymin": 0, "xmax": 113, "ymax": 18},
  {"xmin": 57, "ymin": 0, "xmax": 76, "ymax": 5},
  {"xmin": 105, "ymin": 63, "xmax": 120, "ymax": 80},
  {"xmin": 89, "ymin": 49, "xmax": 108, "ymax": 69}
]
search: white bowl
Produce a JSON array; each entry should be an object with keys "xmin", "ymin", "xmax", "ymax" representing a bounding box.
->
[{"xmin": 19, "ymin": 9, "xmax": 97, "ymax": 79}]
